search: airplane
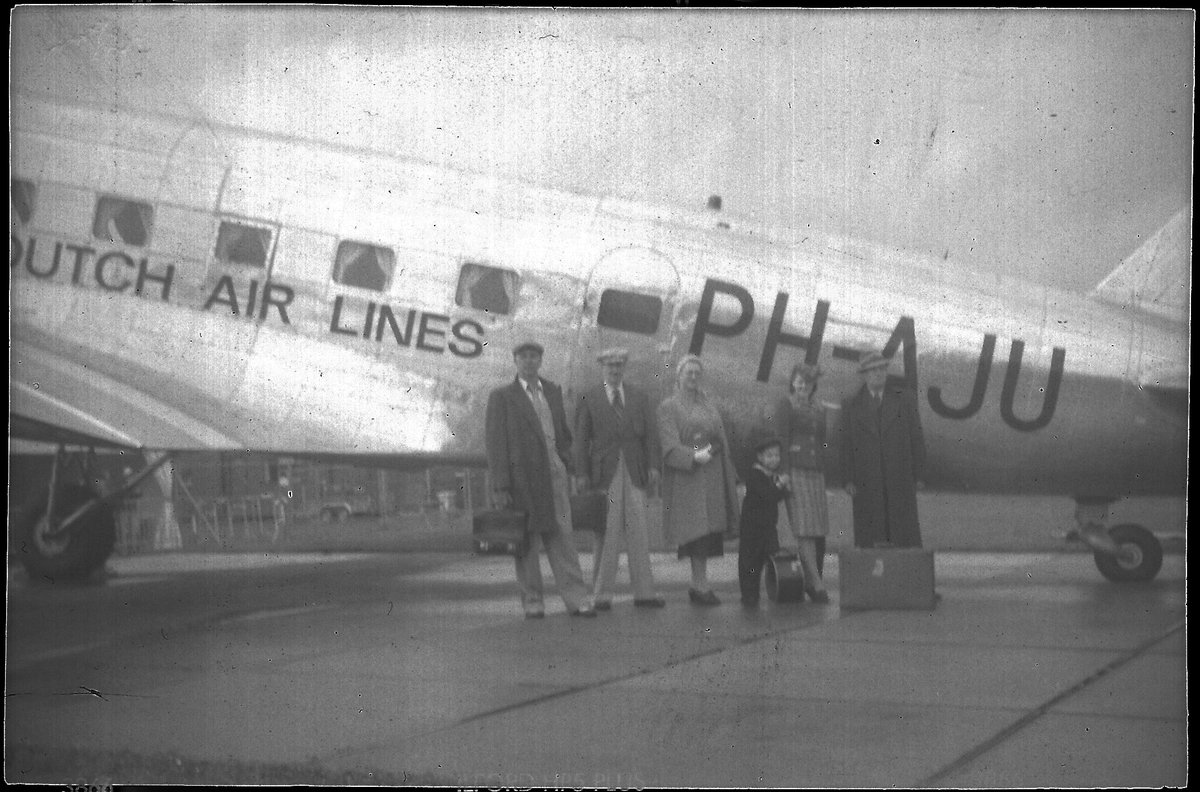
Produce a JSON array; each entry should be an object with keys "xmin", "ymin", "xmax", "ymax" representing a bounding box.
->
[{"xmin": 9, "ymin": 93, "xmax": 1189, "ymax": 585}]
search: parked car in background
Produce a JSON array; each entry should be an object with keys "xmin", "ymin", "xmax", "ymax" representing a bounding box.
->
[{"xmin": 319, "ymin": 492, "xmax": 377, "ymax": 524}]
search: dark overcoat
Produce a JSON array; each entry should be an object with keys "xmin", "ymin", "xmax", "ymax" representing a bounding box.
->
[
  {"xmin": 572, "ymin": 384, "xmax": 660, "ymax": 492},
  {"xmin": 485, "ymin": 376, "xmax": 573, "ymax": 535},
  {"xmin": 839, "ymin": 383, "xmax": 927, "ymax": 548}
]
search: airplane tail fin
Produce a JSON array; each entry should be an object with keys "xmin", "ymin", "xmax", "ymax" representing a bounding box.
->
[{"xmin": 1089, "ymin": 207, "xmax": 1191, "ymax": 325}]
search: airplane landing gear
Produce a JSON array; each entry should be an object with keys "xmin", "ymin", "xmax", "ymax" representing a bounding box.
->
[
  {"xmin": 19, "ymin": 482, "xmax": 117, "ymax": 580},
  {"xmin": 1071, "ymin": 499, "xmax": 1163, "ymax": 583},
  {"xmin": 15, "ymin": 446, "xmax": 172, "ymax": 581}
]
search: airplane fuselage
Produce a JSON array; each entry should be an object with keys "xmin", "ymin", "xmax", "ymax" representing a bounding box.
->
[{"xmin": 9, "ymin": 97, "xmax": 1189, "ymax": 503}]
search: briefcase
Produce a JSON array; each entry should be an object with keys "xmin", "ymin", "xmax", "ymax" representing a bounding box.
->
[
  {"xmin": 838, "ymin": 547, "xmax": 936, "ymax": 610},
  {"xmin": 765, "ymin": 551, "xmax": 806, "ymax": 603},
  {"xmin": 471, "ymin": 509, "xmax": 529, "ymax": 556},
  {"xmin": 570, "ymin": 490, "xmax": 609, "ymax": 534}
]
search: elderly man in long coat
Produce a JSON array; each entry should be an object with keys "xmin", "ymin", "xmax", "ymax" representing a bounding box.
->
[
  {"xmin": 486, "ymin": 341, "xmax": 595, "ymax": 618},
  {"xmin": 839, "ymin": 352, "xmax": 927, "ymax": 548}
]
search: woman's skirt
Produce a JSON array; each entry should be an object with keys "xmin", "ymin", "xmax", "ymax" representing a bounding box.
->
[
  {"xmin": 677, "ymin": 531, "xmax": 725, "ymax": 559},
  {"xmin": 785, "ymin": 467, "xmax": 829, "ymax": 538}
]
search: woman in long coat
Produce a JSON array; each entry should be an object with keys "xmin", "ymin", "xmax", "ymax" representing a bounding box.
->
[
  {"xmin": 772, "ymin": 363, "xmax": 831, "ymax": 603},
  {"xmin": 658, "ymin": 354, "xmax": 740, "ymax": 606}
]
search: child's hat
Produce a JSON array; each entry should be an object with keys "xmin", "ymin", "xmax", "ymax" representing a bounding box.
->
[{"xmin": 752, "ymin": 431, "xmax": 783, "ymax": 455}]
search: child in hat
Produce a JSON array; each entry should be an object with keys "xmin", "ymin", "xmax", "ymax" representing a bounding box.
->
[{"xmin": 737, "ymin": 434, "xmax": 791, "ymax": 607}]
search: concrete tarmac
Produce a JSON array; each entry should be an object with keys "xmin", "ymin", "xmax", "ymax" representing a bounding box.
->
[{"xmin": 5, "ymin": 549, "xmax": 1186, "ymax": 788}]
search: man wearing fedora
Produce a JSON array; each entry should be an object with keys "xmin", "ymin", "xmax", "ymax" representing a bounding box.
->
[
  {"xmin": 573, "ymin": 348, "xmax": 665, "ymax": 610},
  {"xmin": 839, "ymin": 351, "xmax": 927, "ymax": 549},
  {"xmin": 486, "ymin": 340, "xmax": 595, "ymax": 618}
]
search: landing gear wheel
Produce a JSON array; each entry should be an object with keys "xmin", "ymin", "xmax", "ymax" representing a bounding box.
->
[
  {"xmin": 1093, "ymin": 523, "xmax": 1163, "ymax": 583},
  {"xmin": 17, "ymin": 484, "xmax": 117, "ymax": 580}
]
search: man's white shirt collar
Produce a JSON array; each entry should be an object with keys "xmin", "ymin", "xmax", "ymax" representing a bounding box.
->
[{"xmin": 520, "ymin": 376, "xmax": 542, "ymax": 398}]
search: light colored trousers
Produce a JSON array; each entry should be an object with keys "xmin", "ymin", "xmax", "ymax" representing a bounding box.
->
[
  {"xmin": 593, "ymin": 455, "xmax": 658, "ymax": 602},
  {"xmin": 515, "ymin": 450, "xmax": 590, "ymax": 613}
]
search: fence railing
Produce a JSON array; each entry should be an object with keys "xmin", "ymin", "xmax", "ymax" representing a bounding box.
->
[{"xmin": 186, "ymin": 494, "xmax": 286, "ymax": 545}]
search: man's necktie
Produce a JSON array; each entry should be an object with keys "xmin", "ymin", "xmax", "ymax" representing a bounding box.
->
[{"xmin": 612, "ymin": 390, "xmax": 624, "ymax": 413}]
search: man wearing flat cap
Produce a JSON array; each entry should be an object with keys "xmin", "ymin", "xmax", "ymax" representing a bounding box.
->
[
  {"xmin": 839, "ymin": 351, "xmax": 927, "ymax": 548},
  {"xmin": 486, "ymin": 340, "xmax": 595, "ymax": 618},
  {"xmin": 572, "ymin": 348, "xmax": 665, "ymax": 609}
]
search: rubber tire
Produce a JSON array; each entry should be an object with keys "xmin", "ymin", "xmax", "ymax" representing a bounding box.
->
[
  {"xmin": 1094, "ymin": 523, "xmax": 1163, "ymax": 583},
  {"xmin": 17, "ymin": 484, "xmax": 117, "ymax": 580}
]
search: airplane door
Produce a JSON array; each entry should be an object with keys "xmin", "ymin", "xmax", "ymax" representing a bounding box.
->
[{"xmin": 571, "ymin": 247, "xmax": 681, "ymax": 404}]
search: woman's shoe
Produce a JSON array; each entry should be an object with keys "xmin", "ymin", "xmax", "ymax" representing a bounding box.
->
[{"xmin": 689, "ymin": 588, "xmax": 720, "ymax": 606}]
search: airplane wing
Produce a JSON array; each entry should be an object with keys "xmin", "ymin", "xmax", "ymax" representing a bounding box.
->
[
  {"xmin": 9, "ymin": 337, "xmax": 487, "ymax": 470},
  {"xmin": 10, "ymin": 338, "xmax": 243, "ymax": 452}
]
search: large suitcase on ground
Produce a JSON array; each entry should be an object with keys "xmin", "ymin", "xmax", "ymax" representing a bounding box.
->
[
  {"xmin": 570, "ymin": 490, "xmax": 609, "ymax": 534},
  {"xmin": 765, "ymin": 551, "xmax": 807, "ymax": 603},
  {"xmin": 471, "ymin": 509, "xmax": 529, "ymax": 556},
  {"xmin": 838, "ymin": 547, "xmax": 936, "ymax": 610}
]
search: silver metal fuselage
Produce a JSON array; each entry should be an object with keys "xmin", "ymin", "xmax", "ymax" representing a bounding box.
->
[{"xmin": 8, "ymin": 98, "xmax": 1188, "ymax": 500}]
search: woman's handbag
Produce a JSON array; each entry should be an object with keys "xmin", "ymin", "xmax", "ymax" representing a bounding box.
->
[
  {"xmin": 471, "ymin": 509, "xmax": 529, "ymax": 556},
  {"xmin": 570, "ymin": 490, "xmax": 609, "ymax": 534}
]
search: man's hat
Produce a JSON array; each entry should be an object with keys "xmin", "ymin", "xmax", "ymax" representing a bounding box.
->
[
  {"xmin": 596, "ymin": 347, "xmax": 629, "ymax": 364},
  {"xmin": 513, "ymin": 340, "xmax": 544, "ymax": 356},
  {"xmin": 858, "ymin": 352, "xmax": 890, "ymax": 373}
]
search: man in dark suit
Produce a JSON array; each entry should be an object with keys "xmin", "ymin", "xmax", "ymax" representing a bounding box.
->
[
  {"xmin": 573, "ymin": 348, "xmax": 664, "ymax": 610},
  {"xmin": 486, "ymin": 341, "xmax": 595, "ymax": 619},
  {"xmin": 839, "ymin": 351, "xmax": 927, "ymax": 548}
]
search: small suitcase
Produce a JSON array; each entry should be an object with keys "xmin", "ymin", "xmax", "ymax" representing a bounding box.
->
[
  {"xmin": 570, "ymin": 490, "xmax": 609, "ymax": 534},
  {"xmin": 471, "ymin": 509, "xmax": 529, "ymax": 556},
  {"xmin": 765, "ymin": 551, "xmax": 806, "ymax": 603},
  {"xmin": 838, "ymin": 547, "xmax": 936, "ymax": 610}
]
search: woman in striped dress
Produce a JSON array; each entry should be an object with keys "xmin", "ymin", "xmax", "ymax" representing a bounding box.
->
[{"xmin": 775, "ymin": 363, "xmax": 831, "ymax": 603}]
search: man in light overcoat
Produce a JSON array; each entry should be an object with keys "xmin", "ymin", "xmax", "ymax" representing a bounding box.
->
[
  {"xmin": 486, "ymin": 341, "xmax": 595, "ymax": 618},
  {"xmin": 573, "ymin": 348, "xmax": 665, "ymax": 610},
  {"xmin": 839, "ymin": 351, "xmax": 927, "ymax": 548}
]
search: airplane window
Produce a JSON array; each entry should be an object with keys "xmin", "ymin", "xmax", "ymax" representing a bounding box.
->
[
  {"xmin": 456, "ymin": 262, "xmax": 519, "ymax": 315},
  {"xmin": 334, "ymin": 241, "xmax": 395, "ymax": 292},
  {"xmin": 215, "ymin": 221, "xmax": 272, "ymax": 267},
  {"xmin": 597, "ymin": 289, "xmax": 662, "ymax": 335},
  {"xmin": 92, "ymin": 196, "xmax": 153, "ymax": 247},
  {"xmin": 11, "ymin": 179, "xmax": 36, "ymax": 225}
]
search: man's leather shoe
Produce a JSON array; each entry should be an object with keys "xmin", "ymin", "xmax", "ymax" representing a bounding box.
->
[
  {"xmin": 633, "ymin": 597, "xmax": 666, "ymax": 608},
  {"xmin": 570, "ymin": 607, "xmax": 598, "ymax": 618},
  {"xmin": 524, "ymin": 611, "xmax": 545, "ymax": 620},
  {"xmin": 688, "ymin": 588, "xmax": 720, "ymax": 606},
  {"xmin": 593, "ymin": 600, "xmax": 612, "ymax": 611}
]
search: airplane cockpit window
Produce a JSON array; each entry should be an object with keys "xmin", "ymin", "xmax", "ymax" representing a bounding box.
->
[
  {"xmin": 93, "ymin": 196, "xmax": 153, "ymax": 247},
  {"xmin": 11, "ymin": 179, "xmax": 36, "ymax": 225},
  {"xmin": 456, "ymin": 262, "xmax": 519, "ymax": 315},
  {"xmin": 333, "ymin": 241, "xmax": 395, "ymax": 292},
  {"xmin": 215, "ymin": 221, "xmax": 273, "ymax": 267},
  {"xmin": 597, "ymin": 289, "xmax": 662, "ymax": 335}
]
